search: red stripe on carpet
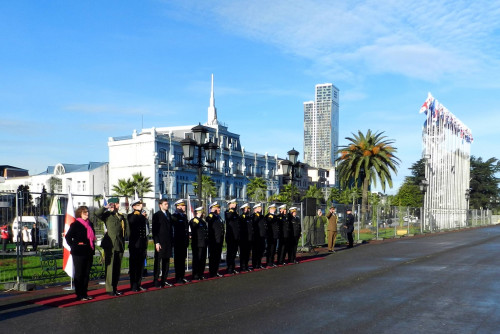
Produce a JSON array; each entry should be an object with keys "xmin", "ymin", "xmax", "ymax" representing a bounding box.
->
[{"xmin": 33, "ymin": 255, "xmax": 326, "ymax": 308}]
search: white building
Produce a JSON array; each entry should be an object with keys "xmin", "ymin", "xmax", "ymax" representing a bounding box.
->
[
  {"xmin": 303, "ymin": 83, "xmax": 339, "ymax": 172},
  {"xmin": 108, "ymin": 75, "xmax": 298, "ymax": 210},
  {"xmin": 0, "ymin": 162, "xmax": 108, "ymax": 207}
]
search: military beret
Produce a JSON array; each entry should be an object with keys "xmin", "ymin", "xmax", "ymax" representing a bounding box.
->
[{"xmin": 108, "ymin": 197, "xmax": 119, "ymax": 204}]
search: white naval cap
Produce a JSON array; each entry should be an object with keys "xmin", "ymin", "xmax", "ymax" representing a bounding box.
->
[
  {"xmin": 174, "ymin": 199, "xmax": 186, "ymax": 206},
  {"xmin": 240, "ymin": 203, "xmax": 250, "ymax": 210}
]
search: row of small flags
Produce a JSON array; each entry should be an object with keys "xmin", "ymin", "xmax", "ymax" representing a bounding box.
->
[{"xmin": 419, "ymin": 92, "xmax": 473, "ymax": 144}]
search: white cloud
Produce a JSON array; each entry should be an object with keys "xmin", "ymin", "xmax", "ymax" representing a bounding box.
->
[{"xmin": 167, "ymin": 0, "xmax": 500, "ymax": 84}]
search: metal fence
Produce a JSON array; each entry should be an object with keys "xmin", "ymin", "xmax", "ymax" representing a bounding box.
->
[{"xmin": 0, "ymin": 191, "xmax": 496, "ymax": 288}]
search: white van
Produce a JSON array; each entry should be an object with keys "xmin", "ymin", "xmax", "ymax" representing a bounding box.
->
[{"xmin": 11, "ymin": 216, "xmax": 49, "ymax": 244}]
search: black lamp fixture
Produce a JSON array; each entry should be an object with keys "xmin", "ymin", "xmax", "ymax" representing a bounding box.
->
[
  {"xmin": 181, "ymin": 123, "xmax": 218, "ymax": 206},
  {"xmin": 280, "ymin": 148, "xmax": 304, "ymax": 202}
]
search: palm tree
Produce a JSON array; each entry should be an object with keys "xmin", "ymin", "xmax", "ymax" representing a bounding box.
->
[
  {"xmin": 304, "ymin": 185, "xmax": 323, "ymax": 205},
  {"xmin": 112, "ymin": 178, "xmax": 134, "ymax": 212},
  {"xmin": 337, "ymin": 130, "xmax": 400, "ymax": 224},
  {"xmin": 247, "ymin": 177, "xmax": 267, "ymax": 202},
  {"xmin": 193, "ymin": 175, "xmax": 217, "ymax": 208},
  {"xmin": 131, "ymin": 172, "xmax": 153, "ymax": 198}
]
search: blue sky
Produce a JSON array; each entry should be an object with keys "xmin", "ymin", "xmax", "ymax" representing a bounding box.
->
[{"xmin": 1, "ymin": 1, "xmax": 499, "ymax": 194}]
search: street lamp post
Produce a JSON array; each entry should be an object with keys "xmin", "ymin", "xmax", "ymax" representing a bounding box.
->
[
  {"xmin": 280, "ymin": 148, "xmax": 303, "ymax": 202},
  {"xmin": 180, "ymin": 124, "xmax": 218, "ymax": 207}
]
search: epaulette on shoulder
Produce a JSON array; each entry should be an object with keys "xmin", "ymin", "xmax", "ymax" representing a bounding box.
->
[
  {"xmin": 134, "ymin": 211, "xmax": 141, "ymax": 215},
  {"xmin": 209, "ymin": 214, "xmax": 213, "ymax": 218},
  {"xmin": 194, "ymin": 218, "xmax": 199, "ymax": 224}
]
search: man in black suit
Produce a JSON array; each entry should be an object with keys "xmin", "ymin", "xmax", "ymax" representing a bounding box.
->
[
  {"xmin": 207, "ymin": 201, "xmax": 224, "ymax": 278},
  {"xmin": 344, "ymin": 209, "xmax": 355, "ymax": 248},
  {"xmin": 128, "ymin": 198, "xmax": 149, "ymax": 292},
  {"xmin": 152, "ymin": 199, "xmax": 173, "ymax": 288},
  {"xmin": 171, "ymin": 199, "xmax": 190, "ymax": 284}
]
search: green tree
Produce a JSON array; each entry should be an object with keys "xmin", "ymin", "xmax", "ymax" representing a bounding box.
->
[
  {"xmin": 48, "ymin": 176, "xmax": 62, "ymax": 194},
  {"xmin": 276, "ymin": 183, "xmax": 299, "ymax": 205},
  {"xmin": 17, "ymin": 185, "xmax": 33, "ymax": 215},
  {"xmin": 469, "ymin": 156, "xmax": 500, "ymax": 210},
  {"xmin": 407, "ymin": 158, "xmax": 426, "ymax": 186},
  {"xmin": 247, "ymin": 177, "xmax": 267, "ymax": 202},
  {"xmin": 393, "ymin": 179, "xmax": 423, "ymax": 207},
  {"xmin": 131, "ymin": 172, "xmax": 153, "ymax": 198},
  {"xmin": 112, "ymin": 178, "xmax": 134, "ymax": 212},
  {"xmin": 337, "ymin": 130, "xmax": 400, "ymax": 224},
  {"xmin": 193, "ymin": 175, "xmax": 217, "ymax": 208}
]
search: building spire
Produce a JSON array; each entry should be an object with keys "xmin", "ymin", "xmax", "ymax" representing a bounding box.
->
[{"xmin": 207, "ymin": 74, "xmax": 218, "ymax": 125}]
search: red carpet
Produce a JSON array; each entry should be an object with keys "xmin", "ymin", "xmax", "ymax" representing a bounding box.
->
[{"xmin": 34, "ymin": 255, "xmax": 326, "ymax": 308}]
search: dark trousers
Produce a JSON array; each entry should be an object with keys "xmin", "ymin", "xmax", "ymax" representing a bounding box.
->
[
  {"xmin": 153, "ymin": 251, "xmax": 170, "ymax": 284},
  {"xmin": 129, "ymin": 247, "xmax": 146, "ymax": 289},
  {"xmin": 208, "ymin": 242, "xmax": 223, "ymax": 276},
  {"xmin": 252, "ymin": 237, "xmax": 265, "ymax": 268},
  {"xmin": 226, "ymin": 239, "xmax": 239, "ymax": 272},
  {"xmin": 192, "ymin": 245, "xmax": 207, "ymax": 279},
  {"xmin": 73, "ymin": 254, "xmax": 92, "ymax": 298},
  {"xmin": 32, "ymin": 241, "xmax": 38, "ymax": 252},
  {"xmin": 174, "ymin": 245, "xmax": 187, "ymax": 280},
  {"xmin": 266, "ymin": 237, "xmax": 277, "ymax": 266},
  {"xmin": 277, "ymin": 238, "xmax": 287, "ymax": 264},
  {"xmin": 239, "ymin": 239, "xmax": 251, "ymax": 270},
  {"xmin": 288, "ymin": 236, "xmax": 300, "ymax": 263},
  {"xmin": 347, "ymin": 232, "xmax": 354, "ymax": 248},
  {"xmin": 2, "ymin": 239, "xmax": 7, "ymax": 252},
  {"xmin": 104, "ymin": 250, "xmax": 123, "ymax": 292}
]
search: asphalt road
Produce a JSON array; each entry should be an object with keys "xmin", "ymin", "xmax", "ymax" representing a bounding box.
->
[{"xmin": 2, "ymin": 226, "xmax": 500, "ymax": 333}]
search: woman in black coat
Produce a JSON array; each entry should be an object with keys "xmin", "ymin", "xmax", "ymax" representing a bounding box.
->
[{"xmin": 65, "ymin": 206, "xmax": 96, "ymax": 301}]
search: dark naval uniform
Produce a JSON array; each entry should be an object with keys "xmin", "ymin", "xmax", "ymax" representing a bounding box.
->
[
  {"xmin": 95, "ymin": 207, "xmax": 129, "ymax": 294},
  {"xmin": 207, "ymin": 211, "xmax": 224, "ymax": 277},
  {"xmin": 288, "ymin": 213, "xmax": 302, "ymax": 263},
  {"xmin": 128, "ymin": 209, "xmax": 149, "ymax": 291},
  {"xmin": 276, "ymin": 212, "xmax": 288, "ymax": 265},
  {"xmin": 225, "ymin": 208, "xmax": 240, "ymax": 274},
  {"xmin": 152, "ymin": 209, "xmax": 173, "ymax": 287},
  {"xmin": 251, "ymin": 211, "xmax": 266, "ymax": 269},
  {"xmin": 172, "ymin": 209, "xmax": 190, "ymax": 283},
  {"xmin": 239, "ymin": 211, "xmax": 253, "ymax": 272},
  {"xmin": 265, "ymin": 212, "xmax": 279, "ymax": 267},
  {"xmin": 189, "ymin": 216, "xmax": 208, "ymax": 280}
]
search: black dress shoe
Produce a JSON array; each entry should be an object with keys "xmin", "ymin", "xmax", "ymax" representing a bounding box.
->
[
  {"xmin": 154, "ymin": 282, "xmax": 161, "ymax": 288},
  {"xmin": 216, "ymin": 273, "xmax": 223, "ymax": 278},
  {"xmin": 107, "ymin": 292, "xmax": 119, "ymax": 296},
  {"xmin": 84, "ymin": 295, "xmax": 94, "ymax": 300},
  {"xmin": 135, "ymin": 287, "xmax": 147, "ymax": 292},
  {"xmin": 163, "ymin": 282, "xmax": 173, "ymax": 287}
]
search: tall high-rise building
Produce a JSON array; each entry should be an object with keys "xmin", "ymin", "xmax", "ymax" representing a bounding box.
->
[{"xmin": 303, "ymin": 83, "xmax": 339, "ymax": 170}]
